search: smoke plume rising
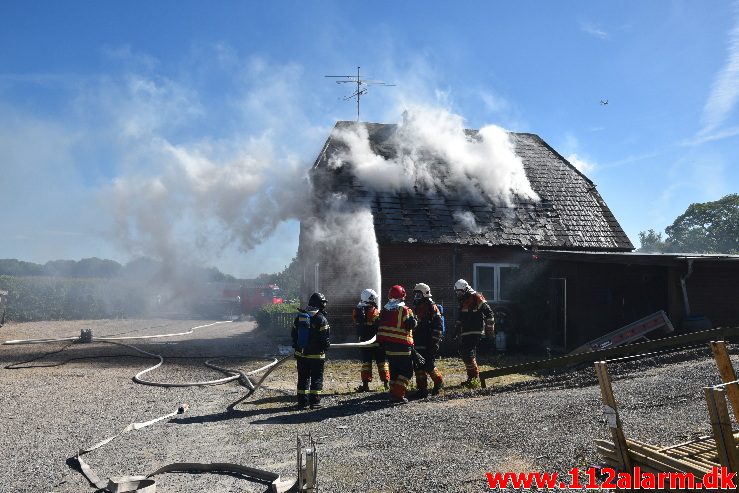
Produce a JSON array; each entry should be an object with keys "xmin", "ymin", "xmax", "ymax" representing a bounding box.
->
[{"xmin": 328, "ymin": 105, "xmax": 539, "ymax": 207}]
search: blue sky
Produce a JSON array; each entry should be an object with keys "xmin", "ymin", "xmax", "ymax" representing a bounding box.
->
[{"xmin": 1, "ymin": 1, "xmax": 738, "ymax": 277}]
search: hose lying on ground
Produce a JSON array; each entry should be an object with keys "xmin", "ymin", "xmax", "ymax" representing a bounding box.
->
[
  {"xmin": 72, "ymin": 404, "xmax": 298, "ymax": 493},
  {"xmin": 3, "ymin": 320, "xmax": 378, "ymax": 397},
  {"xmin": 5, "ymin": 320, "xmax": 374, "ymax": 491}
]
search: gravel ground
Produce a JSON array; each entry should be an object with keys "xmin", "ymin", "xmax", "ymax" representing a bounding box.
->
[{"xmin": 0, "ymin": 319, "xmax": 730, "ymax": 492}]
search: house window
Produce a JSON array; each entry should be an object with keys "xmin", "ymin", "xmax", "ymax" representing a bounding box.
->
[{"xmin": 473, "ymin": 263, "xmax": 520, "ymax": 301}]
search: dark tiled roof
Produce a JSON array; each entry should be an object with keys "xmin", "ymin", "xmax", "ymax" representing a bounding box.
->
[{"xmin": 311, "ymin": 121, "xmax": 633, "ymax": 251}]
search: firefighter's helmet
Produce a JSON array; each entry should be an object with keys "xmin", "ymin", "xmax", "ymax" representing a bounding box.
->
[
  {"xmin": 308, "ymin": 292, "xmax": 328, "ymax": 310},
  {"xmin": 360, "ymin": 288, "xmax": 378, "ymax": 305},
  {"xmin": 413, "ymin": 282, "xmax": 432, "ymax": 299},
  {"xmin": 454, "ymin": 279, "xmax": 471, "ymax": 299},
  {"xmin": 388, "ymin": 285, "xmax": 406, "ymax": 300}
]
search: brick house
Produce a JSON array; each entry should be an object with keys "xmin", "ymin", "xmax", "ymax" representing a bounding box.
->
[{"xmin": 299, "ymin": 121, "xmax": 739, "ymax": 350}]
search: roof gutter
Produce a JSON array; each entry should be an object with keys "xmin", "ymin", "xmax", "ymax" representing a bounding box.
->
[{"xmin": 680, "ymin": 258, "xmax": 694, "ymax": 317}]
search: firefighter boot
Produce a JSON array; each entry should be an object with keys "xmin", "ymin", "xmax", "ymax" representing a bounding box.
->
[
  {"xmin": 309, "ymin": 395, "xmax": 322, "ymax": 410},
  {"xmin": 383, "ymin": 380, "xmax": 389, "ymax": 390},
  {"xmin": 410, "ymin": 369, "xmax": 429, "ymax": 399},
  {"xmin": 431, "ymin": 369, "xmax": 444, "ymax": 396},
  {"xmin": 432, "ymin": 379, "xmax": 444, "ymax": 396},
  {"xmin": 389, "ymin": 381, "xmax": 409, "ymax": 404},
  {"xmin": 355, "ymin": 382, "xmax": 370, "ymax": 393},
  {"xmin": 462, "ymin": 357, "xmax": 480, "ymax": 388},
  {"xmin": 409, "ymin": 389, "xmax": 428, "ymax": 400}
]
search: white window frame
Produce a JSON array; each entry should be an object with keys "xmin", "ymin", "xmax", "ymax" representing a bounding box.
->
[{"xmin": 472, "ymin": 263, "xmax": 519, "ymax": 302}]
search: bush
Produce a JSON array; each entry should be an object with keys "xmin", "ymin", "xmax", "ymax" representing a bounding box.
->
[{"xmin": 254, "ymin": 302, "xmax": 299, "ymax": 331}]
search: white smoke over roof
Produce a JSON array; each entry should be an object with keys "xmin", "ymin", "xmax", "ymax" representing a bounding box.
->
[
  {"xmin": 328, "ymin": 105, "xmax": 539, "ymax": 207},
  {"xmin": 453, "ymin": 210, "xmax": 483, "ymax": 234}
]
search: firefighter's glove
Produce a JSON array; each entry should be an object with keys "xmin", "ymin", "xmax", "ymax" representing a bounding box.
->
[
  {"xmin": 411, "ymin": 347, "xmax": 425, "ymax": 368},
  {"xmin": 485, "ymin": 320, "xmax": 495, "ymax": 338},
  {"xmin": 432, "ymin": 341, "xmax": 441, "ymax": 355},
  {"xmin": 453, "ymin": 321, "xmax": 462, "ymax": 339}
]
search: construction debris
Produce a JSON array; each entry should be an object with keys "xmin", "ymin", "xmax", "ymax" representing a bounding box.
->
[
  {"xmin": 479, "ymin": 325, "xmax": 739, "ymax": 387},
  {"xmin": 595, "ymin": 340, "xmax": 739, "ymax": 491},
  {"xmin": 570, "ymin": 310, "xmax": 674, "ymax": 355}
]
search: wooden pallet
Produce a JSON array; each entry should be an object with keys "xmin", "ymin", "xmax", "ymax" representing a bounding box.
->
[{"xmin": 595, "ymin": 341, "xmax": 739, "ymax": 490}]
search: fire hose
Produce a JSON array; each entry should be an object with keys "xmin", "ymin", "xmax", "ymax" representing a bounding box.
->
[
  {"xmin": 71, "ymin": 403, "xmax": 309, "ymax": 493},
  {"xmin": 3, "ymin": 320, "xmax": 375, "ymax": 491},
  {"xmin": 3, "ymin": 321, "xmax": 377, "ymax": 391}
]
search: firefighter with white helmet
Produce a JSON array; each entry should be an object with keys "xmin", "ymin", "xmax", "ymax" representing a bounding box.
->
[
  {"xmin": 377, "ymin": 285, "xmax": 418, "ymax": 403},
  {"xmin": 291, "ymin": 292, "xmax": 331, "ymax": 409},
  {"xmin": 453, "ymin": 279, "xmax": 494, "ymax": 387},
  {"xmin": 410, "ymin": 282, "xmax": 444, "ymax": 398},
  {"xmin": 352, "ymin": 288, "xmax": 390, "ymax": 392}
]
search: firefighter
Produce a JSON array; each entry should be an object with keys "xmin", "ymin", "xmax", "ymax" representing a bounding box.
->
[
  {"xmin": 410, "ymin": 282, "xmax": 444, "ymax": 398},
  {"xmin": 377, "ymin": 285, "xmax": 417, "ymax": 404},
  {"xmin": 291, "ymin": 292, "xmax": 331, "ymax": 409},
  {"xmin": 352, "ymin": 288, "xmax": 390, "ymax": 392},
  {"xmin": 453, "ymin": 279, "xmax": 494, "ymax": 387}
]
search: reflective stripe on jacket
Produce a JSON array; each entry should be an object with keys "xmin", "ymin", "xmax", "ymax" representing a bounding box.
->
[
  {"xmin": 413, "ymin": 299, "xmax": 443, "ymax": 349},
  {"xmin": 291, "ymin": 308, "xmax": 330, "ymax": 358},
  {"xmin": 353, "ymin": 304, "xmax": 380, "ymax": 343},
  {"xmin": 377, "ymin": 305, "xmax": 416, "ymax": 346},
  {"xmin": 458, "ymin": 292, "xmax": 493, "ymax": 336}
]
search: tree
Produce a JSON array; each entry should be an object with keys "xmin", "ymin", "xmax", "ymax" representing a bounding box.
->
[
  {"xmin": 255, "ymin": 256, "xmax": 301, "ymax": 300},
  {"xmin": 638, "ymin": 229, "xmax": 668, "ymax": 253},
  {"xmin": 665, "ymin": 194, "xmax": 739, "ymax": 254},
  {"xmin": 638, "ymin": 194, "xmax": 739, "ymax": 254}
]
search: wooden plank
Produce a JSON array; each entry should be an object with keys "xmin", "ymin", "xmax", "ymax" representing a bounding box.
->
[
  {"xmin": 710, "ymin": 341, "xmax": 739, "ymax": 422},
  {"xmin": 625, "ymin": 440, "xmax": 711, "ymax": 475},
  {"xmin": 627, "ymin": 447, "xmax": 707, "ymax": 477},
  {"xmin": 658, "ymin": 434, "xmax": 712, "ymax": 452},
  {"xmin": 704, "ymin": 387, "xmax": 739, "ymax": 472},
  {"xmin": 596, "ymin": 445, "xmax": 619, "ymax": 461},
  {"xmin": 480, "ymin": 326, "xmax": 739, "ymax": 385},
  {"xmin": 595, "ymin": 361, "xmax": 631, "ymax": 471}
]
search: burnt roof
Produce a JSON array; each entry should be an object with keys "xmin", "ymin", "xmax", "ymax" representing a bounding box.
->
[{"xmin": 311, "ymin": 121, "xmax": 634, "ymax": 251}]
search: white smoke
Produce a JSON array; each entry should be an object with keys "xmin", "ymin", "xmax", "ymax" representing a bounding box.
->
[
  {"xmin": 453, "ymin": 211, "xmax": 483, "ymax": 234},
  {"xmin": 107, "ymin": 134, "xmax": 306, "ymax": 269},
  {"xmin": 328, "ymin": 105, "xmax": 539, "ymax": 207}
]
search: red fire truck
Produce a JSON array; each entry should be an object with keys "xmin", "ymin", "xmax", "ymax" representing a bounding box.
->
[{"xmin": 194, "ymin": 282, "xmax": 284, "ymax": 317}]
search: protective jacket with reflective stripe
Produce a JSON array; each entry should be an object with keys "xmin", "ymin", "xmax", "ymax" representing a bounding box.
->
[
  {"xmin": 291, "ymin": 307, "xmax": 330, "ymax": 359},
  {"xmin": 412, "ymin": 299, "xmax": 443, "ymax": 349},
  {"xmin": 457, "ymin": 292, "xmax": 493, "ymax": 336},
  {"xmin": 377, "ymin": 302, "xmax": 417, "ymax": 346},
  {"xmin": 353, "ymin": 304, "xmax": 380, "ymax": 342}
]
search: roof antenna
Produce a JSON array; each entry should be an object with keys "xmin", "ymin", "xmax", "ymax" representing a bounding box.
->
[{"xmin": 325, "ymin": 66, "xmax": 395, "ymax": 122}]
